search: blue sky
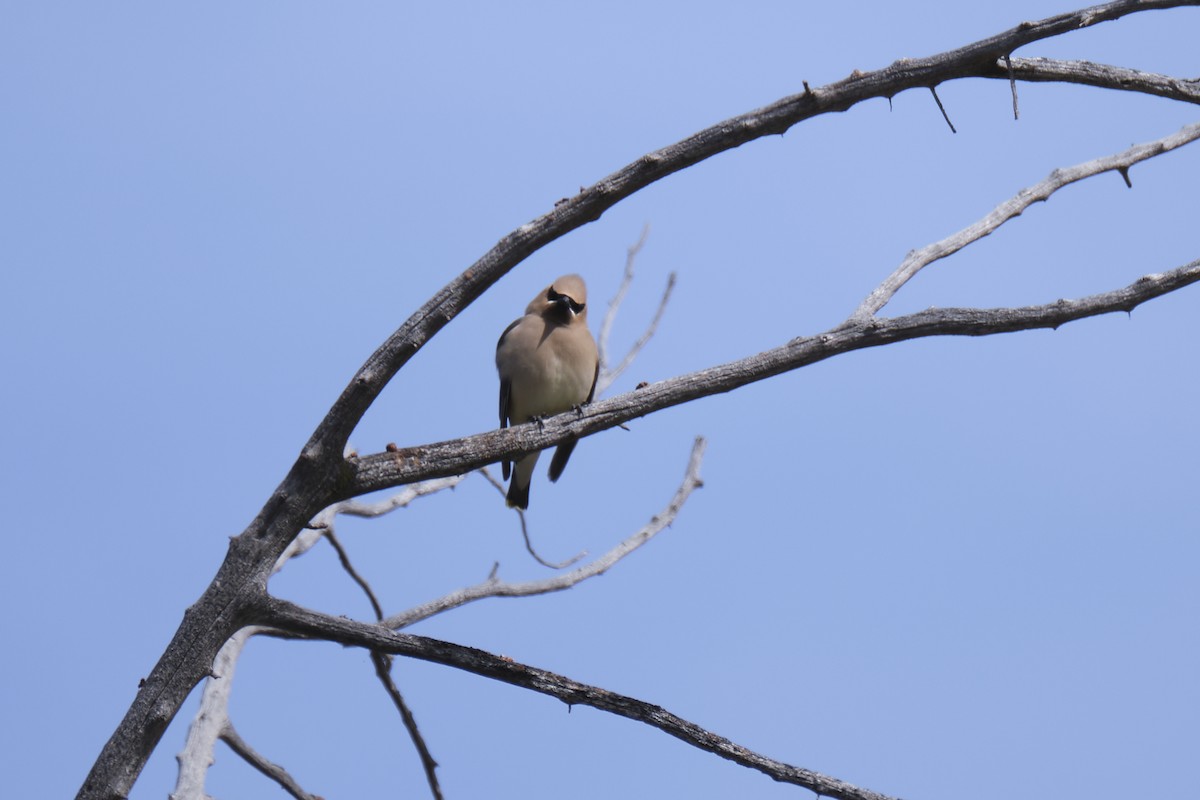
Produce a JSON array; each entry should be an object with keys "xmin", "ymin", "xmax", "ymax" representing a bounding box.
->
[{"xmin": 3, "ymin": 2, "xmax": 1197, "ymax": 798}]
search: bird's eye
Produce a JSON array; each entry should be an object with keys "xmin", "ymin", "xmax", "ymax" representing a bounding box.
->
[
  {"xmin": 569, "ymin": 299, "xmax": 585, "ymax": 314},
  {"xmin": 547, "ymin": 289, "xmax": 560, "ymax": 301}
]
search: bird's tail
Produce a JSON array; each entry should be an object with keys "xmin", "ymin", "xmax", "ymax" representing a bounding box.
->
[{"xmin": 505, "ymin": 451, "xmax": 540, "ymax": 510}]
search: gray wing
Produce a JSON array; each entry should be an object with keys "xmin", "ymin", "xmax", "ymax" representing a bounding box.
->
[{"xmin": 497, "ymin": 320, "xmax": 521, "ymax": 481}]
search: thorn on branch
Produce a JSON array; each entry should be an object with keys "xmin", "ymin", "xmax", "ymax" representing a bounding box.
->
[
  {"xmin": 1118, "ymin": 166, "xmax": 1133, "ymax": 188},
  {"xmin": 929, "ymin": 85, "xmax": 957, "ymax": 133},
  {"xmin": 1004, "ymin": 54, "xmax": 1019, "ymax": 120}
]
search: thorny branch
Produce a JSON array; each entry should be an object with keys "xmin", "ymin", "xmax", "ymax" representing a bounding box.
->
[
  {"xmin": 82, "ymin": 4, "xmax": 1200, "ymax": 799},
  {"xmin": 345, "ymin": 262, "xmax": 1200, "ymax": 502},
  {"xmin": 849, "ymin": 121, "xmax": 1200, "ymax": 321}
]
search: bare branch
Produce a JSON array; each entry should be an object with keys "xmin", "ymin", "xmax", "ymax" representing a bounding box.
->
[
  {"xmin": 325, "ymin": 528, "xmax": 387, "ymax": 623},
  {"xmin": 597, "ymin": 223, "xmax": 651, "ymax": 375},
  {"xmin": 477, "ymin": 467, "xmax": 587, "ymax": 568},
  {"xmin": 369, "ymin": 653, "xmax": 443, "ymax": 800},
  {"xmin": 850, "ymin": 121, "xmax": 1200, "ymax": 321},
  {"xmin": 284, "ymin": 0, "xmax": 1200, "ymax": 475},
  {"xmin": 318, "ymin": 499, "xmax": 447, "ymax": 800},
  {"xmin": 172, "ymin": 626, "xmax": 261, "ymax": 800},
  {"xmin": 386, "ymin": 438, "xmax": 706, "ymax": 630},
  {"xmin": 345, "ymin": 256, "xmax": 1200, "ymax": 500},
  {"xmin": 595, "ymin": 226, "xmax": 680, "ymax": 395},
  {"xmin": 219, "ymin": 722, "xmax": 322, "ymax": 800},
  {"xmin": 597, "ymin": 272, "xmax": 678, "ymax": 396},
  {"xmin": 256, "ymin": 595, "xmax": 895, "ymax": 800},
  {"xmin": 989, "ymin": 56, "xmax": 1200, "ymax": 104},
  {"xmin": 172, "ymin": 479, "xmax": 461, "ymax": 797},
  {"xmin": 279, "ymin": 476, "xmax": 466, "ymax": 568}
]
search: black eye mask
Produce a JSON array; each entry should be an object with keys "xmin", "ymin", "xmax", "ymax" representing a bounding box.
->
[{"xmin": 547, "ymin": 288, "xmax": 585, "ymax": 315}]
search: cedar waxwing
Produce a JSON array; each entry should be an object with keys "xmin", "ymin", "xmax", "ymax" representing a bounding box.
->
[{"xmin": 496, "ymin": 274, "xmax": 599, "ymax": 509}]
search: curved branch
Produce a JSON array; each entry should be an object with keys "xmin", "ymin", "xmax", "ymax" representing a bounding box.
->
[
  {"xmin": 219, "ymin": 723, "xmax": 322, "ymax": 800},
  {"xmin": 384, "ymin": 438, "xmax": 706, "ymax": 630},
  {"xmin": 255, "ymin": 596, "xmax": 897, "ymax": 800},
  {"xmin": 597, "ymin": 224, "xmax": 651, "ymax": 377},
  {"xmin": 851, "ymin": 121, "xmax": 1200, "ymax": 320},
  {"xmin": 476, "ymin": 467, "xmax": 587, "ymax": 568},
  {"xmin": 989, "ymin": 56, "xmax": 1200, "ymax": 103},
  {"xmin": 369, "ymin": 653, "xmax": 443, "ymax": 800},
  {"xmin": 301, "ymin": 0, "xmax": 1200, "ymax": 467},
  {"xmin": 171, "ymin": 627, "xmax": 262, "ymax": 800},
  {"xmin": 598, "ymin": 272, "xmax": 677, "ymax": 396}
]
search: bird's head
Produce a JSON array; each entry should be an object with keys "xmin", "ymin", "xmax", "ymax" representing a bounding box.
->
[{"xmin": 530, "ymin": 274, "xmax": 588, "ymax": 323}]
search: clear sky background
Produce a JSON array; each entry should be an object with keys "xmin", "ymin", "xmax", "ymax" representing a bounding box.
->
[{"xmin": 3, "ymin": 2, "xmax": 1197, "ymax": 799}]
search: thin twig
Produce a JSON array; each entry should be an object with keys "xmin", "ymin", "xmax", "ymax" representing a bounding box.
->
[
  {"xmin": 849, "ymin": 120, "xmax": 1200, "ymax": 321},
  {"xmin": 219, "ymin": 722, "xmax": 322, "ymax": 800},
  {"xmin": 388, "ymin": 440, "xmax": 706, "ymax": 630},
  {"xmin": 597, "ymin": 272, "xmax": 678, "ymax": 395},
  {"xmin": 324, "ymin": 511, "xmax": 444, "ymax": 800},
  {"xmin": 279, "ymin": 476, "xmax": 466, "ymax": 568},
  {"xmin": 370, "ymin": 652, "xmax": 443, "ymax": 800},
  {"xmin": 477, "ymin": 466, "xmax": 587, "ymax": 569},
  {"xmin": 326, "ymin": 528, "xmax": 386, "ymax": 620},
  {"xmin": 597, "ymin": 223, "xmax": 651, "ymax": 376}
]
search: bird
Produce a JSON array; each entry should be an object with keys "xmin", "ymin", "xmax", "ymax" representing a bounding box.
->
[{"xmin": 496, "ymin": 274, "xmax": 599, "ymax": 510}]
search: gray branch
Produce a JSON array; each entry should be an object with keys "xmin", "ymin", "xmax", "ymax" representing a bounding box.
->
[
  {"xmin": 218, "ymin": 723, "xmax": 322, "ymax": 800},
  {"xmin": 385, "ymin": 438, "xmax": 706, "ymax": 630},
  {"xmin": 476, "ymin": 466, "xmax": 587, "ymax": 568},
  {"xmin": 255, "ymin": 595, "xmax": 897, "ymax": 800},
  {"xmin": 343, "ymin": 258, "xmax": 1200, "ymax": 499},
  {"xmin": 850, "ymin": 121, "xmax": 1200, "ymax": 321},
  {"xmin": 596, "ymin": 224, "xmax": 650, "ymax": 377},
  {"xmin": 595, "ymin": 225, "xmax": 679, "ymax": 395},
  {"xmin": 989, "ymin": 56, "xmax": 1200, "ymax": 103}
]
